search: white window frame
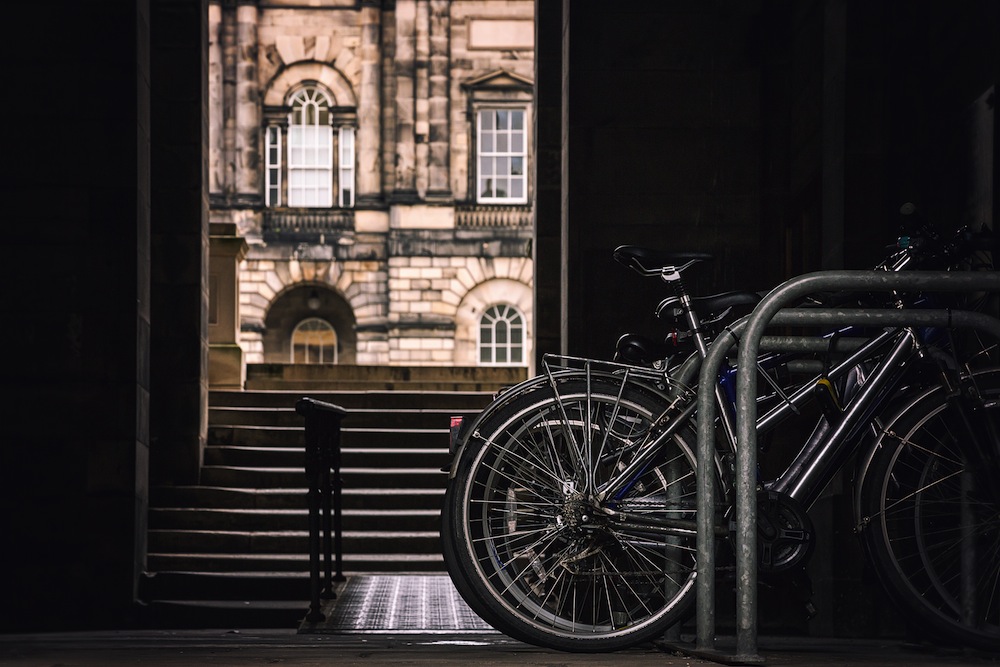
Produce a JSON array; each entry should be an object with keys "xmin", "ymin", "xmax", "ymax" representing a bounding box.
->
[
  {"xmin": 287, "ymin": 87, "xmax": 333, "ymax": 208},
  {"xmin": 476, "ymin": 108, "xmax": 527, "ymax": 204},
  {"xmin": 265, "ymin": 125, "xmax": 282, "ymax": 207},
  {"xmin": 478, "ymin": 303, "xmax": 525, "ymax": 366},
  {"xmin": 338, "ymin": 126, "xmax": 355, "ymax": 208},
  {"xmin": 291, "ymin": 317, "xmax": 338, "ymax": 364}
]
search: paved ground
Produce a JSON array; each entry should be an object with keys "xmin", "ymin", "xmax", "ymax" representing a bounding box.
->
[
  {"xmin": 1, "ymin": 629, "xmax": 998, "ymax": 667},
  {"xmin": 1, "ymin": 574, "xmax": 997, "ymax": 666}
]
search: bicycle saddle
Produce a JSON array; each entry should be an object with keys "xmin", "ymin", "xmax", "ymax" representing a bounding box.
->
[
  {"xmin": 613, "ymin": 245, "xmax": 713, "ymax": 276},
  {"xmin": 686, "ymin": 291, "xmax": 761, "ymax": 316},
  {"xmin": 656, "ymin": 290, "xmax": 762, "ymax": 323},
  {"xmin": 614, "ymin": 332, "xmax": 692, "ymax": 365}
]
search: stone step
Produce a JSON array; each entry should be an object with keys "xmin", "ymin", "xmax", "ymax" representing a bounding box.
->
[
  {"xmin": 149, "ymin": 507, "xmax": 440, "ymax": 532},
  {"xmin": 141, "ymin": 570, "xmax": 313, "ymax": 601},
  {"xmin": 198, "ymin": 466, "xmax": 447, "ymax": 489},
  {"xmin": 203, "ymin": 445, "xmax": 450, "ymax": 468},
  {"xmin": 243, "ymin": 364, "xmax": 525, "ymax": 393},
  {"xmin": 146, "ymin": 552, "xmax": 444, "ymax": 574},
  {"xmin": 138, "ymin": 598, "xmax": 309, "ymax": 629},
  {"xmin": 209, "ymin": 388, "xmax": 497, "ymax": 411},
  {"xmin": 150, "ymin": 485, "xmax": 446, "ymax": 511},
  {"xmin": 208, "ymin": 424, "xmax": 456, "ymax": 448},
  {"xmin": 208, "ymin": 406, "xmax": 477, "ymax": 430},
  {"xmin": 145, "ymin": 377, "xmax": 486, "ymax": 616},
  {"xmin": 148, "ymin": 529, "xmax": 442, "ymax": 555}
]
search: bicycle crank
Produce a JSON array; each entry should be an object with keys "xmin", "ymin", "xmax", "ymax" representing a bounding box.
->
[{"xmin": 755, "ymin": 490, "xmax": 815, "ymax": 575}]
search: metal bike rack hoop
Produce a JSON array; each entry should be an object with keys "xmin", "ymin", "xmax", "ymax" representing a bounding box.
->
[
  {"xmin": 686, "ymin": 269, "xmax": 1000, "ymax": 664},
  {"xmin": 736, "ymin": 270, "xmax": 1000, "ymax": 662}
]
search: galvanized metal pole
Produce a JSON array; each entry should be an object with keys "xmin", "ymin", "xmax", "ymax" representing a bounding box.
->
[{"xmin": 733, "ymin": 270, "xmax": 1000, "ymax": 660}]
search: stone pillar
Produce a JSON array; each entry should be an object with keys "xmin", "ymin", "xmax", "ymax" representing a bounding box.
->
[
  {"xmin": 358, "ymin": 1, "xmax": 383, "ymax": 204},
  {"xmin": 414, "ymin": 0, "xmax": 430, "ymax": 196},
  {"xmin": 394, "ymin": 0, "xmax": 417, "ymax": 197},
  {"xmin": 235, "ymin": 1, "xmax": 259, "ymax": 199},
  {"xmin": 209, "ymin": 223, "xmax": 249, "ymax": 389},
  {"xmin": 427, "ymin": 0, "xmax": 451, "ymax": 198},
  {"xmin": 208, "ymin": 2, "xmax": 224, "ymax": 195}
]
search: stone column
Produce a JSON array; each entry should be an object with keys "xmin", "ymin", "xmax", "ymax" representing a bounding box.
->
[
  {"xmin": 208, "ymin": 1, "xmax": 224, "ymax": 195},
  {"xmin": 427, "ymin": 0, "xmax": 451, "ymax": 198},
  {"xmin": 358, "ymin": 1, "xmax": 382, "ymax": 204},
  {"xmin": 394, "ymin": 0, "xmax": 417, "ymax": 198},
  {"xmin": 235, "ymin": 1, "xmax": 259, "ymax": 199},
  {"xmin": 414, "ymin": 0, "xmax": 430, "ymax": 196},
  {"xmin": 209, "ymin": 223, "xmax": 249, "ymax": 389}
]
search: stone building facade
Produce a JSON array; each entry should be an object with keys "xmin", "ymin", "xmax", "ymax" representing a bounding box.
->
[{"xmin": 208, "ymin": 0, "xmax": 535, "ymax": 373}]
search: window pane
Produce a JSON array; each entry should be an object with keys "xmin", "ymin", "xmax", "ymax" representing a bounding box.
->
[
  {"xmin": 477, "ymin": 107, "xmax": 527, "ymax": 203},
  {"xmin": 478, "ymin": 304, "xmax": 526, "ymax": 366},
  {"xmin": 291, "ymin": 317, "xmax": 337, "ymax": 364},
  {"xmin": 288, "ymin": 90, "xmax": 332, "ymax": 208}
]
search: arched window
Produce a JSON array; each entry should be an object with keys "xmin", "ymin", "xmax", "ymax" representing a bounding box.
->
[
  {"xmin": 479, "ymin": 304, "xmax": 524, "ymax": 365},
  {"xmin": 287, "ymin": 87, "xmax": 333, "ymax": 207},
  {"xmin": 291, "ymin": 317, "xmax": 338, "ymax": 364}
]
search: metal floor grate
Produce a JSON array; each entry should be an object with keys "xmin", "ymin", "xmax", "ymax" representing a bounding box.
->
[{"xmin": 302, "ymin": 575, "xmax": 497, "ymax": 634}]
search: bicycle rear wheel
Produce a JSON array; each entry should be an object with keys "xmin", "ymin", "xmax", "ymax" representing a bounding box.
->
[
  {"xmin": 444, "ymin": 375, "xmax": 713, "ymax": 652},
  {"xmin": 857, "ymin": 368, "xmax": 1000, "ymax": 652}
]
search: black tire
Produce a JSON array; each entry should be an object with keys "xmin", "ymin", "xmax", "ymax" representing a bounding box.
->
[
  {"xmin": 857, "ymin": 368, "xmax": 1000, "ymax": 652},
  {"xmin": 440, "ymin": 477, "xmax": 509, "ymax": 632},
  {"xmin": 444, "ymin": 375, "xmax": 715, "ymax": 651}
]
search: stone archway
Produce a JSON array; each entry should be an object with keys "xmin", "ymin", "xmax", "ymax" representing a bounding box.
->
[
  {"xmin": 261, "ymin": 283, "xmax": 358, "ymax": 364},
  {"xmin": 454, "ymin": 278, "xmax": 533, "ymax": 368}
]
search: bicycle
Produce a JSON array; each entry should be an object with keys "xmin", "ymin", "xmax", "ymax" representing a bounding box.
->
[{"xmin": 440, "ymin": 215, "xmax": 999, "ymax": 652}]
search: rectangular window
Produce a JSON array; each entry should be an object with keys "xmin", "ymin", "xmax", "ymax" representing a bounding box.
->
[
  {"xmin": 339, "ymin": 126, "xmax": 355, "ymax": 208},
  {"xmin": 477, "ymin": 109, "xmax": 527, "ymax": 204},
  {"xmin": 265, "ymin": 126, "xmax": 281, "ymax": 206},
  {"xmin": 288, "ymin": 125, "xmax": 333, "ymax": 207}
]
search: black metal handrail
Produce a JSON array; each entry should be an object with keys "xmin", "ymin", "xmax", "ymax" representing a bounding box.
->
[{"xmin": 296, "ymin": 396, "xmax": 348, "ymax": 622}]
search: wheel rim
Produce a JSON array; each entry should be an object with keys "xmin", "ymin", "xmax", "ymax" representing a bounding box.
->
[
  {"xmin": 460, "ymin": 387, "xmax": 699, "ymax": 640},
  {"xmin": 877, "ymin": 400, "xmax": 1000, "ymax": 642}
]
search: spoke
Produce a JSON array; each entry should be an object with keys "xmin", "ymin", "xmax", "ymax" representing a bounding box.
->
[
  {"xmin": 878, "ymin": 468, "xmax": 964, "ymax": 521},
  {"xmin": 485, "ymin": 427, "xmax": 568, "ymax": 490}
]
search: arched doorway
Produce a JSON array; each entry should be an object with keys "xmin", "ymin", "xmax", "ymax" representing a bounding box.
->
[{"xmin": 261, "ymin": 284, "xmax": 357, "ymax": 364}]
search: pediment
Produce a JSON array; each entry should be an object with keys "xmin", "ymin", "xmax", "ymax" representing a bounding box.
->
[{"xmin": 462, "ymin": 69, "xmax": 534, "ymax": 91}]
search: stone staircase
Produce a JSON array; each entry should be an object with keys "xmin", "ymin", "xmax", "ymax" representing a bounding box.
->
[{"xmin": 140, "ymin": 365, "xmax": 524, "ymax": 628}]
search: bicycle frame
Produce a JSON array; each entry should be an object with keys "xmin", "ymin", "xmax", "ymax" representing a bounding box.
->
[{"xmin": 593, "ymin": 321, "xmax": 938, "ymax": 517}]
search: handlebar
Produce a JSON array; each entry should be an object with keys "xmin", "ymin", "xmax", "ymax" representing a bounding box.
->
[{"xmin": 883, "ymin": 203, "xmax": 994, "ymax": 271}]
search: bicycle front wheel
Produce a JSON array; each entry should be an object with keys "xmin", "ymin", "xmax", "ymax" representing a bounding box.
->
[
  {"xmin": 857, "ymin": 368, "xmax": 1000, "ymax": 652},
  {"xmin": 445, "ymin": 375, "xmax": 712, "ymax": 652}
]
